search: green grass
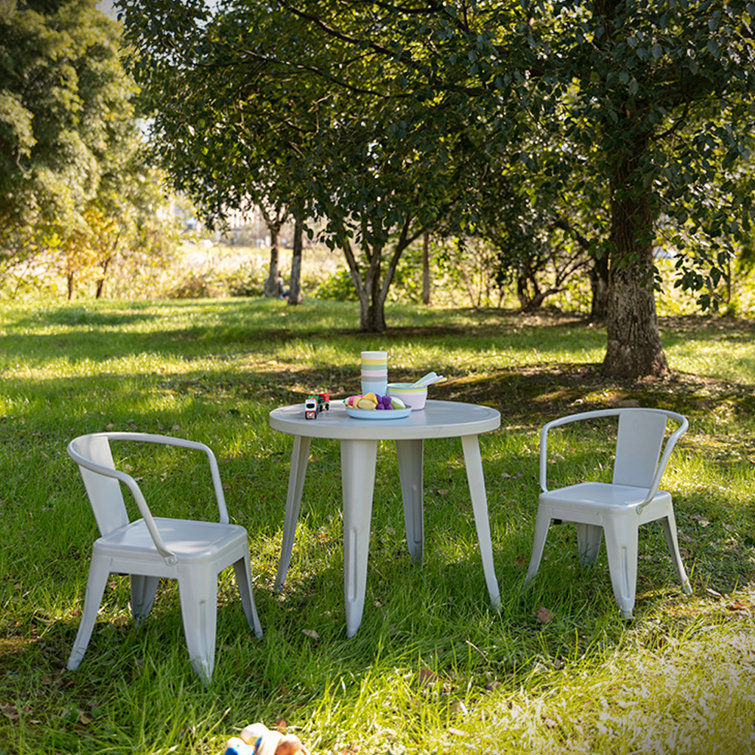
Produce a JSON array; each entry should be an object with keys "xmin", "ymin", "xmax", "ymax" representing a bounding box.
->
[{"xmin": 0, "ymin": 299, "xmax": 753, "ymax": 754}]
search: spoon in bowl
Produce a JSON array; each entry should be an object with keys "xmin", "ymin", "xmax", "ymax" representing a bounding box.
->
[{"xmin": 411, "ymin": 371, "xmax": 447, "ymax": 388}]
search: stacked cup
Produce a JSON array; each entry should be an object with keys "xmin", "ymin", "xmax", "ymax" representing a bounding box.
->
[{"xmin": 360, "ymin": 350, "xmax": 388, "ymax": 396}]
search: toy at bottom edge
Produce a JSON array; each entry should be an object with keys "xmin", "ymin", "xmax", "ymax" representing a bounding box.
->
[{"xmin": 224, "ymin": 722, "xmax": 310, "ymax": 755}]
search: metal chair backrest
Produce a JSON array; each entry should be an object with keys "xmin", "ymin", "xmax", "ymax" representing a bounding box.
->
[
  {"xmin": 70, "ymin": 434, "xmax": 129, "ymax": 537},
  {"xmin": 613, "ymin": 409, "xmax": 669, "ymax": 488}
]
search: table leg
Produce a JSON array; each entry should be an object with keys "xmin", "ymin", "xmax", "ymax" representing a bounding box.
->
[
  {"xmin": 395, "ymin": 438, "xmax": 424, "ymax": 564},
  {"xmin": 340, "ymin": 438, "xmax": 378, "ymax": 637},
  {"xmin": 461, "ymin": 434, "xmax": 502, "ymax": 611},
  {"xmin": 274, "ymin": 435, "xmax": 312, "ymax": 593}
]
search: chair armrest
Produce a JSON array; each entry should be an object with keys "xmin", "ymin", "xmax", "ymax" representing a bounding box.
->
[
  {"xmin": 67, "ymin": 447, "xmax": 178, "ymax": 564},
  {"xmin": 537, "ymin": 409, "xmax": 688, "ymax": 507},
  {"xmin": 636, "ymin": 412, "xmax": 689, "ymax": 513},
  {"xmin": 77, "ymin": 432, "xmax": 230, "ymax": 523},
  {"xmin": 539, "ymin": 409, "xmax": 622, "ymax": 493},
  {"xmin": 68, "ymin": 432, "xmax": 231, "ymax": 565}
]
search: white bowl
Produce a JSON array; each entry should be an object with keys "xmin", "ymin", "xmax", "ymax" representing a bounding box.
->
[{"xmin": 387, "ymin": 382, "xmax": 427, "ymax": 410}]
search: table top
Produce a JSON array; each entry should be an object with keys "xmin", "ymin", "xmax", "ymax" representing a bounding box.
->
[{"xmin": 269, "ymin": 399, "xmax": 500, "ymax": 440}]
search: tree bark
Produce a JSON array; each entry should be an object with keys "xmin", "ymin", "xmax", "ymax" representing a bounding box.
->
[
  {"xmin": 288, "ymin": 214, "xmax": 303, "ymax": 305},
  {"xmin": 95, "ymin": 256, "xmax": 112, "ymax": 299},
  {"xmin": 264, "ymin": 224, "xmax": 280, "ymax": 297},
  {"xmin": 602, "ymin": 143, "xmax": 669, "ymax": 378},
  {"xmin": 361, "ymin": 243, "xmax": 386, "ymax": 331},
  {"xmin": 339, "ymin": 217, "xmax": 421, "ymax": 332},
  {"xmin": 589, "ymin": 251, "xmax": 609, "ymax": 320},
  {"xmin": 422, "ymin": 231, "xmax": 431, "ymax": 305}
]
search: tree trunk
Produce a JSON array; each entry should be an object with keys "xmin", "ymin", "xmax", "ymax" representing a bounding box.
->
[
  {"xmin": 602, "ymin": 146, "xmax": 669, "ymax": 378},
  {"xmin": 264, "ymin": 225, "xmax": 280, "ymax": 297},
  {"xmin": 360, "ymin": 297, "xmax": 387, "ymax": 331},
  {"xmin": 95, "ymin": 256, "xmax": 112, "ymax": 299},
  {"xmin": 589, "ymin": 251, "xmax": 609, "ymax": 320},
  {"xmin": 67, "ymin": 270, "xmax": 74, "ymax": 300},
  {"xmin": 422, "ymin": 231, "xmax": 431, "ymax": 305},
  {"xmin": 516, "ymin": 261, "xmax": 542, "ymax": 311},
  {"xmin": 339, "ymin": 217, "xmax": 420, "ymax": 332},
  {"xmin": 359, "ymin": 246, "xmax": 387, "ymax": 331},
  {"xmin": 288, "ymin": 214, "xmax": 303, "ymax": 305}
]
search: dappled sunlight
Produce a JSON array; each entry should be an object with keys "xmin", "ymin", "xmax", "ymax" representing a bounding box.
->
[{"xmin": 1, "ymin": 300, "xmax": 753, "ymax": 754}]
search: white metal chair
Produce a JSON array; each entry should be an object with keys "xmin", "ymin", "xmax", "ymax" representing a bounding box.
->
[
  {"xmin": 525, "ymin": 408, "xmax": 692, "ymax": 618},
  {"xmin": 66, "ymin": 432, "xmax": 262, "ymax": 683}
]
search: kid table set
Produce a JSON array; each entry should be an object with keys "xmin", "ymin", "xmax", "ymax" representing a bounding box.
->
[{"xmin": 269, "ymin": 351, "xmax": 502, "ymax": 637}]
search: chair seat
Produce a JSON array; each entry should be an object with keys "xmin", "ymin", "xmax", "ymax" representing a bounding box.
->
[
  {"xmin": 94, "ymin": 517, "xmax": 248, "ymax": 563},
  {"xmin": 541, "ymin": 482, "xmax": 671, "ymax": 511}
]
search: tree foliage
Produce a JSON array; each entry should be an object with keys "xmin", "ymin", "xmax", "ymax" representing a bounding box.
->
[
  {"xmin": 269, "ymin": 0, "xmax": 755, "ymax": 374},
  {"xmin": 120, "ymin": 0, "xmax": 754, "ymax": 370},
  {"xmin": 1, "ymin": 1, "xmax": 134, "ymax": 234},
  {"xmin": 0, "ymin": 0, "xmax": 170, "ymax": 298}
]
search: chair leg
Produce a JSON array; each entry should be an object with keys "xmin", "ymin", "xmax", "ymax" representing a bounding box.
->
[
  {"xmin": 575, "ymin": 523, "xmax": 603, "ymax": 566},
  {"xmin": 233, "ymin": 554, "xmax": 263, "ymax": 638},
  {"xmin": 177, "ymin": 571, "xmax": 218, "ymax": 684},
  {"xmin": 130, "ymin": 575, "xmax": 160, "ymax": 624},
  {"xmin": 603, "ymin": 519, "xmax": 639, "ymax": 619},
  {"xmin": 68, "ymin": 556, "xmax": 110, "ymax": 671},
  {"xmin": 660, "ymin": 511, "xmax": 692, "ymax": 594},
  {"xmin": 524, "ymin": 506, "xmax": 552, "ymax": 586}
]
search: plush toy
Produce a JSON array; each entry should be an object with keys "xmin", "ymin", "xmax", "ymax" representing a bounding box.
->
[{"xmin": 223, "ymin": 722, "xmax": 310, "ymax": 755}]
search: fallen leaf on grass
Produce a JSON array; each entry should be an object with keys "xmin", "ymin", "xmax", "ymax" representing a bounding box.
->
[
  {"xmin": 727, "ymin": 602, "xmax": 749, "ymax": 612},
  {"xmin": 534, "ymin": 606, "xmax": 554, "ymax": 624},
  {"xmin": 301, "ymin": 628, "xmax": 320, "ymax": 641},
  {"xmin": 418, "ymin": 668, "xmax": 437, "ymax": 687}
]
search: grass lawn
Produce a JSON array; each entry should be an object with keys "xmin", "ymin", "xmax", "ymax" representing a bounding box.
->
[{"xmin": 0, "ymin": 298, "xmax": 753, "ymax": 754}]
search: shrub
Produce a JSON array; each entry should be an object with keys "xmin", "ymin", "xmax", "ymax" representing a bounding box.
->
[
  {"xmin": 164, "ymin": 271, "xmax": 225, "ymax": 299},
  {"xmin": 226, "ymin": 263, "xmax": 265, "ymax": 297},
  {"xmin": 314, "ymin": 268, "xmax": 358, "ymax": 301}
]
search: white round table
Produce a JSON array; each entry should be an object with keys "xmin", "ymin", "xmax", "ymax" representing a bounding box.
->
[{"xmin": 269, "ymin": 399, "xmax": 501, "ymax": 636}]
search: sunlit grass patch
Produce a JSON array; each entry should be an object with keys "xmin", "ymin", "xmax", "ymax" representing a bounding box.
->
[{"xmin": 0, "ymin": 299, "xmax": 752, "ymax": 753}]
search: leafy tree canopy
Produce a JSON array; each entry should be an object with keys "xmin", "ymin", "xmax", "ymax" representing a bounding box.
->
[
  {"xmin": 0, "ymin": 0, "xmax": 137, "ymax": 238},
  {"xmin": 120, "ymin": 0, "xmax": 754, "ymax": 371}
]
